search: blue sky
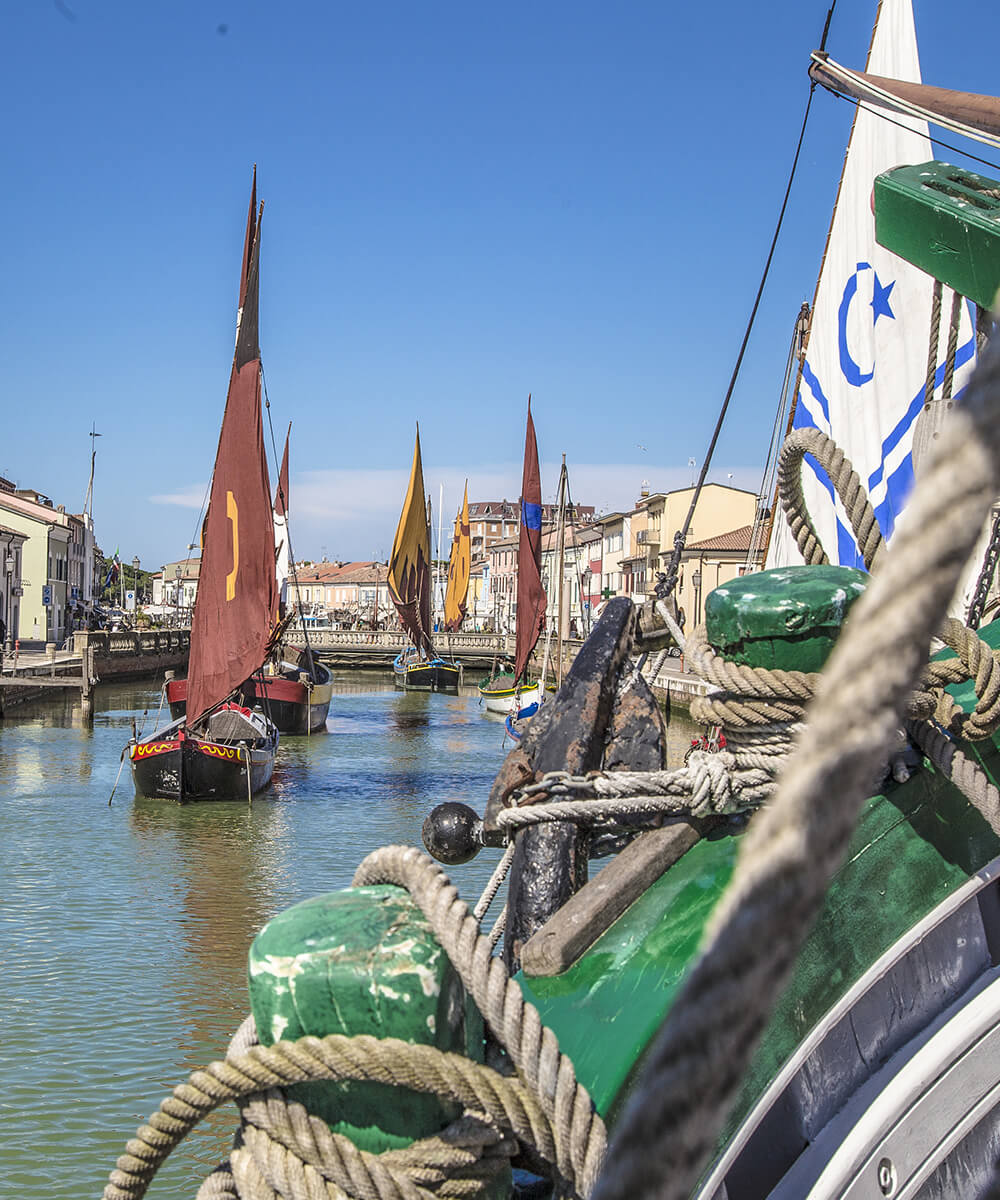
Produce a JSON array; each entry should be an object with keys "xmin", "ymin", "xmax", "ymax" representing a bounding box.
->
[{"xmin": 2, "ymin": 1, "xmax": 997, "ymax": 568}]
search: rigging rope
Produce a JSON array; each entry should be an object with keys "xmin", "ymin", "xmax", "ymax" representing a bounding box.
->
[
  {"xmin": 104, "ymin": 847, "xmax": 607, "ymax": 1200},
  {"xmin": 657, "ymin": 71, "xmax": 821, "ymax": 603},
  {"xmin": 590, "ymin": 309, "xmax": 1000, "ymax": 1200}
]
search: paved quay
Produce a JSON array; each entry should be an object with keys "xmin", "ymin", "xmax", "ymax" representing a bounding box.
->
[{"xmin": 0, "ymin": 640, "xmax": 82, "ymax": 675}]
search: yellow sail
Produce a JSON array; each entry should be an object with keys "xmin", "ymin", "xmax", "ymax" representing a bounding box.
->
[
  {"xmin": 387, "ymin": 428, "xmax": 434, "ymax": 656},
  {"xmin": 444, "ymin": 482, "xmax": 470, "ymax": 631}
]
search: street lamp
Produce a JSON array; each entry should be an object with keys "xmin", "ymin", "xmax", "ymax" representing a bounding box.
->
[
  {"xmin": 580, "ymin": 567, "xmax": 592, "ymax": 634},
  {"xmin": 175, "ymin": 564, "xmax": 183, "ymax": 625},
  {"xmin": 692, "ymin": 569, "xmax": 702, "ymax": 629},
  {"xmin": 132, "ymin": 556, "xmax": 140, "ymax": 607}
]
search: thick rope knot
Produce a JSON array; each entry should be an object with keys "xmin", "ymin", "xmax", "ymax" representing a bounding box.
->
[
  {"xmin": 104, "ymin": 846, "xmax": 607, "ymax": 1200},
  {"xmin": 502, "ymin": 754, "xmax": 769, "ymax": 823},
  {"xmin": 351, "ymin": 845, "xmax": 608, "ymax": 1198},
  {"xmin": 685, "ymin": 626, "xmax": 816, "ymax": 735},
  {"xmin": 105, "ymin": 1031, "xmax": 544, "ymax": 1200}
]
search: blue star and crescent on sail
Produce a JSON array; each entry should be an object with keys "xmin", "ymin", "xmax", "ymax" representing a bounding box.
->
[
  {"xmin": 838, "ymin": 262, "xmax": 896, "ymax": 386},
  {"xmin": 795, "ymin": 264, "xmax": 974, "ymax": 569}
]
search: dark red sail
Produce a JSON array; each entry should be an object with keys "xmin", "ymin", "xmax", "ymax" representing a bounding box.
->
[
  {"xmin": 186, "ymin": 192, "xmax": 278, "ymax": 724},
  {"xmin": 514, "ymin": 398, "xmax": 546, "ymax": 682},
  {"xmin": 238, "ymin": 165, "xmax": 257, "ymax": 314}
]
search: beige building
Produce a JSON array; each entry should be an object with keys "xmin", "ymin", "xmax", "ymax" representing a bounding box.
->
[
  {"xmin": 151, "ymin": 559, "xmax": 202, "ymax": 617},
  {"xmin": 677, "ymin": 524, "xmax": 756, "ymax": 629},
  {"xmin": 0, "ymin": 524, "xmax": 29, "ymax": 648},
  {"xmin": 287, "ymin": 561, "xmax": 389, "ymax": 626},
  {"xmin": 597, "ymin": 482, "xmax": 758, "ymax": 610},
  {"xmin": 0, "ymin": 486, "xmax": 73, "ymax": 643}
]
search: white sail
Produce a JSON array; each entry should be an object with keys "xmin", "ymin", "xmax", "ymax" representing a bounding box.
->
[
  {"xmin": 767, "ymin": 0, "xmax": 978, "ymax": 600},
  {"xmin": 274, "ymin": 509, "xmax": 290, "ymax": 608}
]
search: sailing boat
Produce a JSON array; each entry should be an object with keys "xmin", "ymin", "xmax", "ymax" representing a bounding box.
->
[
  {"xmin": 161, "ymin": 252, "xmax": 334, "ymax": 737},
  {"xmin": 442, "ymin": 482, "xmax": 471, "ymax": 633},
  {"xmin": 129, "ymin": 175, "xmax": 280, "ymax": 801},
  {"xmin": 387, "ymin": 428, "xmax": 461, "ymax": 690},
  {"xmin": 479, "ymin": 398, "xmax": 547, "ymax": 717}
]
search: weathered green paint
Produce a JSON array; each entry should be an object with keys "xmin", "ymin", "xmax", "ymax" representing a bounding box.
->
[
  {"xmin": 874, "ymin": 161, "xmax": 1000, "ymax": 309},
  {"xmin": 519, "ymin": 615, "xmax": 1000, "ymax": 1140},
  {"xmin": 719, "ymin": 760, "xmax": 1000, "ymax": 1146},
  {"xmin": 248, "ymin": 884, "xmax": 485, "ymax": 1154},
  {"xmin": 705, "ymin": 565, "xmax": 869, "ymax": 671},
  {"xmin": 518, "ymin": 827, "xmax": 740, "ymax": 1116}
]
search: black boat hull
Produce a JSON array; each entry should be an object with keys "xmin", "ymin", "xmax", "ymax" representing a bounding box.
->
[
  {"xmin": 392, "ymin": 661, "xmax": 461, "ymax": 691},
  {"xmin": 129, "ymin": 722, "xmax": 278, "ymax": 802},
  {"xmin": 166, "ymin": 660, "xmax": 333, "ymax": 735},
  {"xmin": 392, "ymin": 648, "xmax": 461, "ymax": 691}
]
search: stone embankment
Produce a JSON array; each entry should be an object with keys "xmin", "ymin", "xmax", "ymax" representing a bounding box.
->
[{"xmin": 0, "ymin": 629, "xmax": 191, "ymax": 715}]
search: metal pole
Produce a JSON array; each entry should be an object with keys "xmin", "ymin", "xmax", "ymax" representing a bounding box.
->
[{"xmin": 556, "ymin": 456, "xmax": 567, "ymax": 688}]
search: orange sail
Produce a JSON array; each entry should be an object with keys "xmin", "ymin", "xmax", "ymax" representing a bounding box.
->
[
  {"xmin": 443, "ymin": 482, "xmax": 470, "ymax": 631},
  {"xmin": 186, "ymin": 184, "xmax": 277, "ymax": 724},
  {"xmin": 387, "ymin": 428, "xmax": 435, "ymax": 657}
]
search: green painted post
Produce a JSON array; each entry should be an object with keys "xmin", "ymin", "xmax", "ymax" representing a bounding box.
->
[
  {"xmin": 704, "ymin": 565, "xmax": 869, "ymax": 672},
  {"xmin": 248, "ymin": 884, "xmax": 487, "ymax": 1157}
]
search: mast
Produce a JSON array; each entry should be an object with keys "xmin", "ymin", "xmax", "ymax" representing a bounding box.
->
[
  {"xmin": 555, "ymin": 455, "xmax": 567, "ymax": 689},
  {"xmin": 186, "ymin": 179, "xmax": 277, "ymax": 725},
  {"xmin": 437, "ymin": 483, "xmax": 445, "ymax": 624},
  {"xmin": 372, "ymin": 559, "xmax": 380, "ymax": 631},
  {"xmin": 513, "ymin": 397, "xmax": 547, "ymax": 685},
  {"xmin": 83, "ymin": 424, "xmax": 100, "ymax": 517}
]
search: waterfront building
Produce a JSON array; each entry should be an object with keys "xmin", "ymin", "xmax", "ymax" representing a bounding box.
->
[
  {"xmin": 576, "ymin": 527, "xmax": 603, "ymax": 634},
  {"xmin": 469, "ymin": 498, "xmax": 596, "ymax": 561},
  {"xmin": 0, "ymin": 524, "xmax": 28, "ymax": 649},
  {"xmin": 486, "ymin": 534, "xmax": 518, "ymax": 632},
  {"xmin": 150, "ymin": 558, "xmax": 201, "ymax": 621},
  {"xmin": 286, "ymin": 561, "xmax": 389, "ymax": 626},
  {"xmin": 677, "ymin": 524, "xmax": 756, "ymax": 629},
  {"xmin": 468, "ymin": 501, "xmax": 518, "ymax": 560},
  {"xmin": 597, "ymin": 482, "xmax": 758, "ymax": 608},
  {"xmin": 0, "ymin": 484, "xmax": 74, "ymax": 644},
  {"xmin": 539, "ymin": 525, "xmax": 595, "ymax": 640},
  {"xmin": 597, "ymin": 511, "xmax": 630, "ymax": 603},
  {"xmin": 467, "ymin": 557, "xmax": 489, "ymax": 629}
]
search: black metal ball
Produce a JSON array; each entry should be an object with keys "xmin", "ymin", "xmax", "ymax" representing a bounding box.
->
[{"xmin": 422, "ymin": 802, "xmax": 482, "ymax": 865}]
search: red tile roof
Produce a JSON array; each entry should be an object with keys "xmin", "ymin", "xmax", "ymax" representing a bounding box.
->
[{"xmin": 685, "ymin": 524, "xmax": 754, "ymax": 552}]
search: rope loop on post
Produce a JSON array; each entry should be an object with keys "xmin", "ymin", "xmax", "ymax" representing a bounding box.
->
[{"xmin": 103, "ymin": 847, "xmax": 607, "ymax": 1200}]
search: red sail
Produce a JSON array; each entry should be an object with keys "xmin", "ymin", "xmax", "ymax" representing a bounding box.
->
[
  {"xmin": 515, "ymin": 398, "xmax": 546, "ymax": 682},
  {"xmin": 238, "ymin": 165, "xmax": 257, "ymax": 314},
  {"xmin": 186, "ymin": 193, "xmax": 277, "ymax": 724}
]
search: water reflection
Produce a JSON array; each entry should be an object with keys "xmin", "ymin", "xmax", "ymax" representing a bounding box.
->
[{"xmin": 0, "ymin": 671, "xmax": 698, "ymax": 1195}]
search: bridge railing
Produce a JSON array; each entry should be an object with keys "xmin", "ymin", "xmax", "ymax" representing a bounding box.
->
[
  {"xmin": 295, "ymin": 629, "xmax": 516, "ymax": 656},
  {"xmin": 72, "ymin": 629, "xmax": 192, "ymax": 658}
]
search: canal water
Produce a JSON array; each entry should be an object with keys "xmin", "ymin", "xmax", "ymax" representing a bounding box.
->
[{"xmin": 0, "ymin": 673, "xmax": 698, "ymax": 1198}]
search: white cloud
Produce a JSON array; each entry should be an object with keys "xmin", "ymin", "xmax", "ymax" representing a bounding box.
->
[
  {"xmin": 286, "ymin": 460, "xmax": 764, "ymax": 560},
  {"xmin": 150, "ymin": 483, "xmax": 210, "ymax": 510}
]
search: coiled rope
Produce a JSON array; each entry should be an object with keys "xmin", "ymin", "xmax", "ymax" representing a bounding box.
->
[
  {"xmin": 104, "ymin": 846, "xmax": 607, "ymax": 1200},
  {"xmin": 590, "ymin": 321, "xmax": 1000, "ymax": 1200}
]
